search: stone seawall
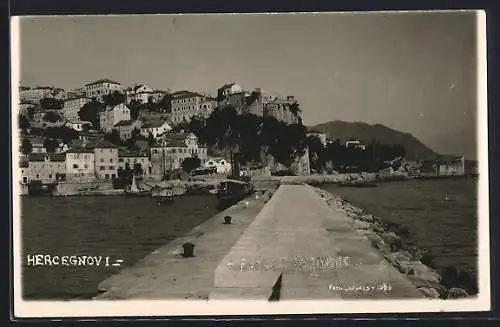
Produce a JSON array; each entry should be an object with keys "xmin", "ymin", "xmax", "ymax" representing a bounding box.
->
[{"xmin": 312, "ymin": 187, "xmax": 473, "ymax": 299}]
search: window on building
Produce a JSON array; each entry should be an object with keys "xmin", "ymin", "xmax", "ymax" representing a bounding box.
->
[
  {"xmin": 36, "ymin": 174, "xmax": 39, "ymax": 179},
  {"xmin": 109, "ymin": 166, "xmax": 114, "ymax": 170},
  {"xmin": 105, "ymin": 174, "xmax": 110, "ymax": 180},
  {"xmin": 23, "ymin": 177, "xmax": 27, "ymax": 184},
  {"xmin": 49, "ymin": 174, "xmax": 52, "ymax": 179},
  {"xmin": 100, "ymin": 158, "xmax": 104, "ymax": 162},
  {"xmin": 110, "ymin": 158, "xmax": 113, "ymax": 163},
  {"xmin": 100, "ymin": 166, "xmax": 105, "ymax": 171},
  {"xmin": 84, "ymin": 164, "xmax": 88, "ymax": 168},
  {"xmin": 73, "ymin": 164, "xmax": 78, "ymax": 169},
  {"xmin": 111, "ymin": 174, "xmax": 116, "ymax": 179},
  {"xmin": 119, "ymin": 158, "xmax": 124, "ymax": 163}
]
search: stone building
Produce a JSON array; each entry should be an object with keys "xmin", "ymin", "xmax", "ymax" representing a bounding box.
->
[
  {"xmin": 170, "ymin": 91, "xmax": 216, "ymax": 124},
  {"xmin": 118, "ymin": 149, "xmax": 151, "ymax": 178},
  {"xmin": 88, "ymin": 140, "xmax": 119, "ymax": 181},
  {"xmin": 62, "ymin": 96, "xmax": 91, "ymax": 120},
  {"xmin": 216, "ymin": 83, "xmax": 301, "ymax": 124},
  {"xmin": 28, "ymin": 153, "xmax": 66, "ymax": 183},
  {"xmin": 19, "ymin": 86, "xmax": 54, "ymax": 104},
  {"xmin": 84, "ymin": 79, "xmax": 122, "ymax": 101},
  {"xmin": 149, "ymin": 132, "xmax": 208, "ymax": 179},
  {"xmin": 99, "ymin": 103, "xmax": 131, "ymax": 134},
  {"xmin": 113, "ymin": 119, "xmax": 142, "ymax": 141},
  {"xmin": 65, "ymin": 148, "xmax": 96, "ymax": 182}
]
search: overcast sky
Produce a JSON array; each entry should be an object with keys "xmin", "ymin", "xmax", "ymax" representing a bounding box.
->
[{"xmin": 17, "ymin": 12, "xmax": 481, "ymax": 159}]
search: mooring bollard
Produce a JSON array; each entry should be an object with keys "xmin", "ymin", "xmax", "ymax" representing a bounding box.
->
[
  {"xmin": 182, "ymin": 242, "xmax": 195, "ymax": 257},
  {"xmin": 224, "ymin": 215, "xmax": 232, "ymax": 224}
]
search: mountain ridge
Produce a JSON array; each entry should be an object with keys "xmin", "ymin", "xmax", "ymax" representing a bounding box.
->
[{"xmin": 308, "ymin": 120, "xmax": 439, "ymax": 160}]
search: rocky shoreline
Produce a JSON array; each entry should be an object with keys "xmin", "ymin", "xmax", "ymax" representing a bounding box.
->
[{"xmin": 313, "ymin": 186, "xmax": 476, "ymax": 300}]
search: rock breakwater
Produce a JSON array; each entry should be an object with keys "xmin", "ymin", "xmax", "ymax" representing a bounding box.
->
[{"xmin": 313, "ymin": 187, "xmax": 476, "ymax": 299}]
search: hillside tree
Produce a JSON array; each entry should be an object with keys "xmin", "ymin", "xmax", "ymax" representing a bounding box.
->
[
  {"xmin": 44, "ymin": 111, "xmax": 62, "ymax": 123},
  {"xmin": 181, "ymin": 156, "xmax": 201, "ymax": 174},
  {"xmin": 39, "ymin": 97, "xmax": 63, "ymax": 110},
  {"xmin": 21, "ymin": 138, "xmax": 32, "ymax": 155},
  {"xmin": 78, "ymin": 100, "xmax": 104, "ymax": 128},
  {"xmin": 43, "ymin": 138, "xmax": 60, "ymax": 153},
  {"xmin": 102, "ymin": 90, "xmax": 126, "ymax": 107}
]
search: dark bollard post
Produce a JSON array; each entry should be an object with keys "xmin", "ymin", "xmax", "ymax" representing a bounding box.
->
[
  {"xmin": 224, "ymin": 215, "xmax": 232, "ymax": 225},
  {"xmin": 182, "ymin": 242, "xmax": 195, "ymax": 257}
]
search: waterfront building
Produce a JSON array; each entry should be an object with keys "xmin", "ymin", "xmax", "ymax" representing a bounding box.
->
[
  {"xmin": 28, "ymin": 153, "xmax": 66, "ymax": 183},
  {"xmin": 84, "ymin": 79, "xmax": 122, "ymax": 101},
  {"xmin": 113, "ymin": 119, "xmax": 143, "ymax": 141},
  {"xmin": 99, "ymin": 103, "xmax": 131, "ymax": 134},
  {"xmin": 65, "ymin": 148, "xmax": 96, "ymax": 182},
  {"xmin": 419, "ymin": 155, "xmax": 466, "ymax": 177},
  {"xmin": 170, "ymin": 91, "xmax": 216, "ymax": 124},
  {"xmin": 118, "ymin": 149, "xmax": 151, "ymax": 178},
  {"xmin": 345, "ymin": 139, "xmax": 367, "ymax": 150},
  {"xmin": 150, "ymin": 132, "xmax": 208, "ymax": 179},
  {"xmin": 62, "ymin": 96, "xmax": 91, "ymax": 120},
  {"xmin": 88, "ymin": 140, "xmax": 119, "ymax": 181},
  {"xmin": 204, "ymin": 157, "xmax": 232, "ymax": 174},
  {"xmin": 140, "ymin": 120, "xmax": 172, "ymax": 139}
]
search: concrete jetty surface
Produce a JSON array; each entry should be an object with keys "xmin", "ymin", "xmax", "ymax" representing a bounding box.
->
[{"xmin": 94, "ymin": 184, "xmax": 422, "ymax": 300}]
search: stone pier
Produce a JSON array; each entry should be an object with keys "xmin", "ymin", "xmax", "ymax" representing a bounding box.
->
[{"xmin": 94, "ymin": 184, "xmax": 422, "ymax": 300}]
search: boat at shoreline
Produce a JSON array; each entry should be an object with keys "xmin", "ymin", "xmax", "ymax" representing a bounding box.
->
[
  {"xmin": 151, "ymin": 179, "xmax": 186, "ymax": 205},
  {"xmin": 215, "ymin": 178, "xmax": 253, "ymax": 208},
  {"xmin": 124, "ymin": 175, "xmax": 152, "ymax": 197}
]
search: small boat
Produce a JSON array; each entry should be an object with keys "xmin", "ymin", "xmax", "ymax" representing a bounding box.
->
[
  {"xmin": 151, "ymin": 179, "xmax": 186, "ymax": 205},
  {"xmin": 152, "ymin": 188, "xmax": 175, "ymax": 205},
  {"xmin": 27, "ymin": 180, "xmax": 57, "ymax": 196},
  {"xmin": 215, "ymin": 178, "xmax": 253, "ymax": 208},
  {"xmin": 124, "ymin": 175, "xmax": 152, "ymax": 197}
]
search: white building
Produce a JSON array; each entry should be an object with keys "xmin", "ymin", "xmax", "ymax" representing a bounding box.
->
[
  {"xmin": 84, "ymin": 79, "xmax": 122, "ymax": 101},
  {"xmin": 65, "ymin": 120, "xmax": 93, "ymax": 132},
  {"xmin": 204, "ymin": 157, "xmax": 232, "ymax": 174},
  {"xmin": 217, "ymin": 82, "xmax": 243, "ymax": 100},
  {"xmin": 345, "ymin": 140, "xmax": 367, "ymax": 150},
  {"xmin": 140, "ymin": 120, "xmax": 172, "ymax": 139},
  {"xmin": 99, "ymin": 103, "xmax": 131, "ymax": 134},
  {"xmin": 62, "ymin": 97, "xmax": 91, "ymax": 120},
  {"xmin": 126, "ymin": 84, "xmax": 153, "ymax": 104}
]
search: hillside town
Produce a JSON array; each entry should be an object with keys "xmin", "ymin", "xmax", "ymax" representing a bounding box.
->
[
  {"xmin": 17, "ymin": 80, "xmax": 311, "ymax": 189},
  {"xmin": 17, "ymin": 79, "xmax": 468, "ymax": 194}
]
